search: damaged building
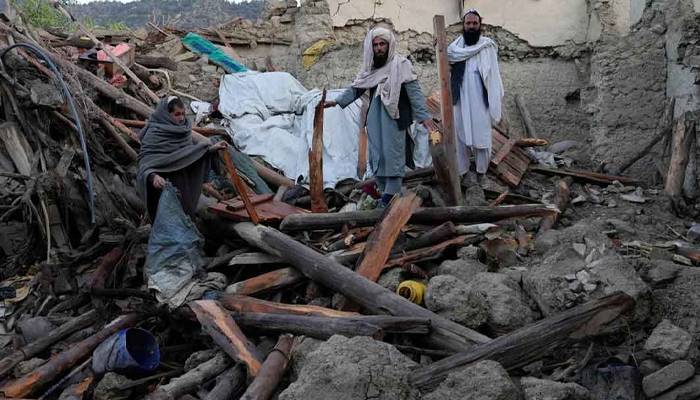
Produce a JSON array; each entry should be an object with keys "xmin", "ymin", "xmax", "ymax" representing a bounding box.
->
[{"xmin": 0, "ymin": 0, "xmax": 699, "ymax": 399}]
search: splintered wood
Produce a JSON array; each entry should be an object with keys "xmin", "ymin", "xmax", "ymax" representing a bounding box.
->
[{"xmin": 310, "ymin": 89, "xmax": 328, "ymax": 213}]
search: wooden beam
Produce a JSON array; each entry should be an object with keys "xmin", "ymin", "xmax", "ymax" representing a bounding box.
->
[
  {"xmin": 189, "ymin": 300, "xmax": 263, "ymax": 378},
  {"xmin": 432, "ymin": 15, "xmax": 463, "ymax": 206},
  {"xmin": 232, "ymin": 223, "xmax": 491, "ymax": 352},
  {"xmin": 384, "ymin": 235, "xmax": 479, "ymax": 269},
  {"xmin": 221, "ymin": 149, "xmax": 260, "ymax": 224},
  {"xmin": 113, "ymin": 118, "xmax": 227, "ymax": 137},
  {"xmin": 537, "ymin": 177, "xmax": 573, "ymax": 234},
  {"xmin": 280, "ymin": 204, "xmax": 557, "ymax": 231},
  {"xmin": 410, "ymin": 292, "xmax": 634, "ymax": 390},
  {"xmin": 231, "ymin": 313, "xmax": 383, "ymax": 340},
  {"xmin": 665, "ymin": 112, "xmax": 696, "ymax": 200},
  {"xmin": 310, "ymin": 90, "xmax": 328, "ymax": 213},
  {"xmin": 224, "ymin": 267, "xmax": 304, "ymax": 295},
  {"xmin": 239, "ymin": 335, "xmax": 294, "ymax": 400},
  {"xmin": 529, "ymin": 166, "xmax": 639, "ymax": 186},
  {"xmin": 219, "ymin": 294, "xmax": 359, "ymax": 318},
  {"xmin": 355, "ymin": 193, "xmax": 422, "ymax": 282},
  {"xmin": 515, "ymin": 94, "xmax": 535, "ymax": 138},
  {"xmin": 146, "ymin": 352, "xmax": 230, "ymax": 400}
]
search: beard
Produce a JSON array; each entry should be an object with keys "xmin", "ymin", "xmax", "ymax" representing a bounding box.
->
[
  {"xmin": 373, "ymin": 52, "xmax": 388, "ymax": 68},
  {"xmin": 463, "ymin": 29, "xmax": 481, "ymax": 46}
]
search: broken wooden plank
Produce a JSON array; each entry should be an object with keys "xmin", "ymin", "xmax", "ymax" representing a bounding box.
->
[
  {"xmin": 530, "ymin": 165, "xmax": 639, "ymax": 186},
  {"xmin": 0, "ymin": 313, "xmax": 143, "ymax": 398},
  {"xmin": 189, "ymin": 300, "xmax": 263, "ymax": 377},
  {"xmin": 431, "ymin": 15, "xmax": 463, "ymax": 206},
  {"xmin": 113, "ymin": 118, "xmax": 227, "ymax": 137},
  {"xmin": 355, "ymin": 193, "xmax": 422, "ymax": 282},
  {"xmin": 492, "ymin": 138, "xmax": 516, "ymax": 165},
  {"xmin": 146, "ymin": 352, "xmax": 230, "ymax": 400},
  {"xmin": 0, "ymin": 122, "xmax": 32, "ymax": 175},
  {"xmin": 515, "ymin": 94, "xmax": 535, "ymax": 138},
  {"xmin": 209, "ymin": 195, "xmax": 308, "ymax": 224},
  {"xmin": 221, "ymin": 149, "xmax": 260, "ymax": 224},
  {"xmin": 310, "ymin": 90, "xmax": 328, "ymax": 213},
  {"xmin": 231, "ymin": 313, "xmax": 383, "ymax": 340},
  {"xmin": 516, "ymin": 138, "xmax": 548, "ymax": 147},
  {"xmin": 227, "ymin": 252, "xmax": 284, "ymax": 267},
  {"xmin": 397, "ymin": 221, "xmax": 457, "ymax": 254},
  {"xmin": 232, "ymin": 223, "xmax": 491, "ymax": 352},
  {"xmin": 410, "ymin": 292, "xmax": 634, "ymax": 391},
  {"xmin": 280, "ymin": 204, "xmax": 557, "ymax": 231},
  {"xmin": 219, "ymin": 294, "xmax": 359, "ymax": 318},
  {"xmin": 224, "ymin": 267, "xmax": 304, "ymax": 295},
  {"xmin": 665, "ymin": 112, "xmax": 696, "ymax": 202},
  {"xmin": 384, "ymin": 235, "xmax": 479, "ymax": 269},
  {"xmin": 239, "ymin": 334, "xmax": 293, "ymax": 400},
  {"xmin": 538, "ymin": 177, "xmax": 573, "ymax": 234}
]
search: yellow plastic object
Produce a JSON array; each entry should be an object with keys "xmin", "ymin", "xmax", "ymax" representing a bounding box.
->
[
  {"xmin": 302, "ymin": 39, "xmax": 334, "ymax": 69},
  {"xmin": 396, "ymin": 280, "xmax": 426, "ymax": 305}
]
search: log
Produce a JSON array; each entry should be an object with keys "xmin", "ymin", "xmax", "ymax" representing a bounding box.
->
[
  {"xmin": 219, "ymin": 294, "xmax": 359, "ymax": 318},
  {"xmin": 683, "ymin": 130, "xmax": 698, "ymax": 199},
  {"xmin": 538, "ymin": 177, "xmax": 573, "ymax": 233},
  {"xmin": 250, "ymin": 159, "xmax": 295, "ymax": 189},
  {"xmin": 280, "ymin": 204, "xmax": 556, "ymax": 231},
  {"xmin": 309, "ymin": 90, "xmax": 328, "ymax": 213},
  {"xmin": 221, "ymin": 149, "xmax": 260, "ymax": 224},
  {"xmin": 189, "ymin": 300, "xmax": 263, "ymax": 377},
  {"xmin": 113, "ymin": 118, "xmax": 227, "ymax": 137},
  {"xmin": 97, "ymin": 118, "xmax": 138, "ymax": 161},
  {"xmin": 0, "ymin": 313, "xmax": 143, "ymax": 398},
  {"xmin": 135, "ymin": 55, "xmax": 178, "ymax": 71},
  {"xmin": 616, "ymin": 98, "xmax": 675, "ymax": 175},
  {"xmin": 273, "ymin": 185, "xmax": 288, "ymax": 202},
  {"xmin": 399, "ymin": 221, "xmax": 457, "ymax": 253},
  {"xmin": 516, "ymin": 138, "xmax": 548, "ymax": 147},
  {"xmin": 203, "ymin": 365, "xmax": 244, "ymax": 400},
  {"xmin": 0, "ymin": 309, "xmax": 99, "ymax": 379},
  {"xmin": 232, "ymin": 312, "xmax": 384, "ymax": 340},
  {"xmin": 355, "ymin": 193, "xmax": 421, "ymax": 282},
  {"xmin": 410, "ymin": 292, "xmax": 634, "ymax": 390},
  {"xmin": 225, "ymin": 267, "xmax": 304, "ymax": 295},
  {"xmin": 431, "ymin": 15, "xmax": 463, "ymax": 206},
  {"xmin": 146, "ymin": 352, "xmax": 231, "ymax": 400},
  {"xmin": 384, "ymin": 235, "xmax": 480, "ymax": 269},
  {"xmin": 239, "ymin": 334, "xmax": 293, "ymax": 400},
  {"xmin": 665, "ymin": 112, "xmax": 696, "ymax": 200},
  {"xmin": 515, "ymin": 94, "xmax": 535, "ymax": 138},
  {"xmin": 87, "ymin": 246, "xmax": 124, "ymax": 289},
  {"xmin": 232, "ymin": 223, "xmax": 491, "ymax": 352},
  {"xmin": 227, "ymin": 252, "xmax": 283, "ymax": 267},
  {"xmin": 529, "ymin": 166, "xmax": 639, "ymax": 186}
]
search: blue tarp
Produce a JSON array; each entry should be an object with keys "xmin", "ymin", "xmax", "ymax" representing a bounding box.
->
[{"xmin": 182, "ymin": 32, "xmax": 248, "ymax": 74}]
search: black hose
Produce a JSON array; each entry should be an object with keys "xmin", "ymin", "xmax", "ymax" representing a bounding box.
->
[{"xmin": 0, "ymin": 43, "xmax": 96, "ymax": 223}]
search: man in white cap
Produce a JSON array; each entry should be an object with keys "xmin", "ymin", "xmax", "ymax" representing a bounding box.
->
[
  {"xmin": 449, "ymin": 8, "xmax": 504, "ymax": 185},
  {"xmin": 325, "ymin": 27, "xmax": 436, "ymax": 208}
]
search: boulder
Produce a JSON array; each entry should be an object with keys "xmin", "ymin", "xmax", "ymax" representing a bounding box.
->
[
  {"xmin": 466, "ymin": 273, "xmax": 538, "ymax": 335},
  {"xmin": 93, "ymin": 373, "xmax": 133, "ymax": 400},
  {"xmin": 643, "ymin": 260, "xmax": 681, "ymax": 285},
  {"xmin": 279, "ymin": 335, "xmax": 419, "ymax": 400},
  {"xmin": 645, "ymin": 320, "xmax": 695, "ymax": 363},
  {"xmin": 436, "ymin": 258, "xmax": 488, "ymax": 284},
  {"xmin": 651, "ymin": 268, "xmax": 700, "ymax": 344},
  {"xmin": 289, "ymin": 336, "xmax": 323, "ymax": 381},
  {"xmin": 425, "ymin": 275, "xmax": 488, "ymax": 329},
  {"xmin": 423, "ymin": 360, "xmax": 518, "ymax": 400},
  {"xmin": 642, "ymin": 360, "xmax": 695, "ymax": 397},
  {"xmin": 520, "ymin": 377, "xmax": 591, "ymax": 400},
  {"xmin": 654, "ymin": 375, "xmax": 700, "ymax": 400}
]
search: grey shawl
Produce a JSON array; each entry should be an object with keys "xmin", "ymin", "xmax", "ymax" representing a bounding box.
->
[{"xmin": 136, "ymin": 99, "xmax": 210, "ymax": 205}]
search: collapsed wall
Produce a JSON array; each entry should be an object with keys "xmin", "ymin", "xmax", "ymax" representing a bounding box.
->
[{"xmin": 222, "ymin": 0, "xmax": 700, "ymax": 180}]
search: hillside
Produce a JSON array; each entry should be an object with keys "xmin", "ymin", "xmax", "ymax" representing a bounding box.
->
[{"xmin": 68, "ymin": 0, "xmax": 266, "ymax": 29}]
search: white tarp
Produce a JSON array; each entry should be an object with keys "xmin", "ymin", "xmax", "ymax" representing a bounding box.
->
[{"xmin": 218, "ymin": 71, "xmax": 431, "ymax": 188}]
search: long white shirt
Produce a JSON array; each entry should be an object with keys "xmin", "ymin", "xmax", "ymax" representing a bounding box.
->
[{"xmin": 453, "ymin": 56, "xmax": 493, "ymax": 150}]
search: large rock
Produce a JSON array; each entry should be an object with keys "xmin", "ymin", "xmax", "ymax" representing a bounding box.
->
[
  {"xmin": 645, "ymin": 320, "xmax": 695, "ymax": 363},
  {"xmin": 279, "ymin": 335, "xmax": 420, "ymax": 400},
  {"xmin": 655, "ymin": 375, "xmax": 700, "ymax": 400},
  {"xmin": 524, "ymin": 249, "xmax": 650, "ymax": 319},
  {"xmin": 520, "ymin": 377, "xmax": 591, "ymax": 400},
  {"xmin": 651, "ymin": 268, "xmax": 700, "ymax": 344},
  {"xmin": 425, "ymin": 275, "xmax": 488, "ymax": 329},
  {"xmin": 423, "ymin": 360, "xmax": 518, "ymax": 400},
  {"xmin": 437, "ymin": 258, "xmax": 488, "ymax": 284},
  {"xmin": 642, "ymin": 360, "xmax": 695, "ymax": 397},
  {"xmin": 465, "ymin": 273, "xmax": 538, "ymax": 335},
  {"xmin": 289, "ymin": 336, "xmax": 323, "ymax": 381},
  {"xmin": 643, "ymin": 260, "xmax": 682, "ymax": 286}
]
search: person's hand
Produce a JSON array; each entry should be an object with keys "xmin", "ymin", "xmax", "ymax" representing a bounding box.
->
[
  {"xmin": 152, "ymin": 174, "xmax": 167, "ymax": 189},
  {"xmin": 323, "ymin": 100, "xmax": 338, "ymax": 108},
  {"xmin": 210, "ymin": 140, "xmax": 229, "ymax": 152},
  {"xmin": 422, "ymin": 119, "xmax": 438, "ymax": 132}
]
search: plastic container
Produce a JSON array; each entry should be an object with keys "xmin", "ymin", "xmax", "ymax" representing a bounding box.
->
[
  {"xmin": 92, "ymin": 328, "xmax": 160, "ymax": 375},
  {"xmin": 396, "ymin": 280, "xmax": 426, "ymax": 305}
]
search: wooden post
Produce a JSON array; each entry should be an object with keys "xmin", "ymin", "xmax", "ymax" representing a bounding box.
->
[
  {"xmin": 410, "ymin": 292, "xmax": 634, "ymax": 390},
  {"xmin": 515, "ymin": 94, "xmax": 535, "ymax": 138},
  {"xmin": 310, "ymin": 90, "xmax": 328, "ymax": 212},
  {"xmin": 221, "ymin": 149, "xmax": 260, "ymax": 224},
  {"xmin": 189, "ymin": 301, "xmax": 263, "ymax": 377},
  {"xmin": 231, "ymin": 313, "xmax": 383, "ymax": 340},
  {"xmin": 432, "ymin": 15, "xmax": 463, "ymax": 206},
  {"xmin": 232, "ymin": 223, "xmax": 491, "ymax": 352},
  {"xmin": 665, "ymin": 112, "xmax": 696, "ymax": 203},
  {"xmin": 239, "ymin": 335, "xmax": 294, "ymax": 400}
]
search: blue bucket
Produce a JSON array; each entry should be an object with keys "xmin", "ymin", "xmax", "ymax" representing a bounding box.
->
[{"xmin": 92, "ymin": 328, "xmax": 160, "ymax": 375}]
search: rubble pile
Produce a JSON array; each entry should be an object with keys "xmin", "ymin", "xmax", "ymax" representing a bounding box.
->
[{"xmin": 0, "ymin": 1, "xmax": 698, "ymax": 400}]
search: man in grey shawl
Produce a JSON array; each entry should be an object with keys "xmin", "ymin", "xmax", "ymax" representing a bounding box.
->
[
  {"xmin": 137, "ymin": 97, "xmax": 227, "ymax": 221},
  {"xmin": 325, "ymin": 27, "xmax": 437, "ymax": 208},
  {"xmin": 449, "ymin": 9, "xmax": 504, "ymax": 185}
]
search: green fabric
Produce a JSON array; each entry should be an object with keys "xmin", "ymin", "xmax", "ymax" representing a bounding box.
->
[{"xmin": 181, "ymin": 32, "xmax": 248, "ymax": 74}]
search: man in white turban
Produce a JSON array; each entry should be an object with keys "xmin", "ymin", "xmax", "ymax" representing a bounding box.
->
[
  {"xmin": 449, "ymin": 9, "xmax": 504, "ymax": 185},
  {"xmin": 325, "ymin": 27, "xmax": 436, "ymax": 208}
]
